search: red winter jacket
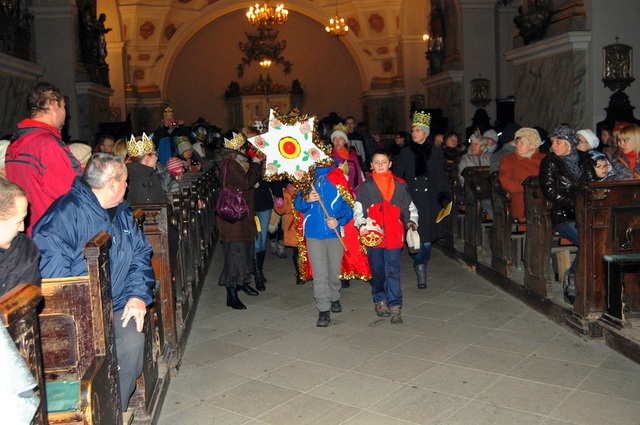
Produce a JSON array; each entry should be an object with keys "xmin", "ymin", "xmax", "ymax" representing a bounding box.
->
[
  {"xmin": 6, "ymin": 119, "xmax": 83, "ymax": 234},
  {"xmin": 354, "ymin": 177, "xmax": 418, "ymax": 249}
]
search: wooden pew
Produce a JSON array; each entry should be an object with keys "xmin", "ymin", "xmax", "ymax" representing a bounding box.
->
[
  {"xmin": 522, "ymin": 176, "xmax": 552, "ymax": 296},
  {"xmin": 443, "ymin": 161, "xmax": 463, "ymax": 249},
  {"xmin": 490, "ymin": 172, "xmax": 526, "ymax": 278},
  {"xmin": 0, "ymin": 284, "xmax": 47, "ymax": 425},
  {"xmin": 462, "ymin": 166, "xmax": 491, "ymax": 263},
  {"xmin": 39, "ymin": 232, "xmax": 122, "ymax": 425},
  {"xmin": 130, "ymin": 210, "xmax": 169, "ymax": 425},
  {"xmin": 573, "ymin": 180, "xmax": 640, "ymax": 336}
]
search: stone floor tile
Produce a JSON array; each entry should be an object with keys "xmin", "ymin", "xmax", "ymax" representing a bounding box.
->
[
  {"xmin": 256, "ymin": 394, "xmax": 360, "ymax": 425},
  {"xmin": 353, "ymin": 352, "xmax": 438, "ymax": 383},
  {"xmin": 506, "ymin": 356, "xmax": 595, "ymax": 389},
  {"xmin": 158, "ymin": 401, "xmax": 250, "ymax": 425},
  {"xmin": 550, "ymin": 391, "xmax": 640, "ymax": 425},
  {"xmin": 258, "ymin": 360, "xmax": 345, "ymax": 392},
  {"xmin": 445, "ymin": 345, "xmax": 527, "ymax": 374},
  {"xmin": 476, "ymin": 376, "xmax": 572, "ymax": 415},
  {"xmin": 410, "ymin": 363, "xmax": 500, "ymax": 399},
  {"xmin": 442, "ymin": 400, "xmax": 545, "ymax": 425},
  {"xmin": 309, "ymin": 371, "xmax": 404, "ymax": 408},
  {"xmin": 207, "ymin": 380, "xmax": 301, "ymax": 418}
]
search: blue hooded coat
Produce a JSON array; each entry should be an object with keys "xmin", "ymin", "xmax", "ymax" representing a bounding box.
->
[{"xmin": 33, "ymin": 177, "xmax": 155, "ymax": 312}]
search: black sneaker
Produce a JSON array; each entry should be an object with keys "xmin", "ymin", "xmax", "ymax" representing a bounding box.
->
[
  {"xmin": 317, "ymin": 311, "xmax": 330, "ymax": 327},
  {"xmin": 341, "ymin": 279, "xmax": 350, "ymax": 288},
  {"xmin": 330, "ymin": 300, "xmax": 342, "ymax": 313}
]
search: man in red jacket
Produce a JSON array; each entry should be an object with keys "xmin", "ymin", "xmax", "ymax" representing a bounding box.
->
[{"xmin": 5, "ymin": 82, "xmax": 82, "ymax": 234}]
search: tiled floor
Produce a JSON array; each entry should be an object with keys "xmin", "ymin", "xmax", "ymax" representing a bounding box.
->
[{"xmin": 158, "ymin": 247, "xmax": 640, "ymax": 425}]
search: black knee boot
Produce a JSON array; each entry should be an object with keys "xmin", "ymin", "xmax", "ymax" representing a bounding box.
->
[
  {"xmin": 227, "ymin": 287, "xmax": 246, "ymax": 310},
  {"xmin": 255, "ymin": 251, "xmax": 266, "ymax": 291}
]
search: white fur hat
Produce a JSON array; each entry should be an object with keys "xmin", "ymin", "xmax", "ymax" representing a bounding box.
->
[{"xmin": 577, "ymin": 129, "xmax": 600, "ymax": 150}]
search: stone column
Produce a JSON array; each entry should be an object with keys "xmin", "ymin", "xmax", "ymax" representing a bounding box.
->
[{"xmin": 31, "ymin": 1, "xmax": 81, "ymax": 139}]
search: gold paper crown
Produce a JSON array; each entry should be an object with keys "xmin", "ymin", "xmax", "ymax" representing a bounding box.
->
[
  {"xmin": 224, "ymin": 132, "xmax": 246, "ymax": 151},
  {"xmin": 412, "ymin": 111, "xmax": 431, "ymax": 128},
  {"xmin": 163, "ymin": 107, "xmax": 174, "ymax": 118},
  {"xmin": 127, "ymin": 132, "xmax": 156, "ymax": 157},
  {"xmin": 333, "ymin": 123, "xmax": 348, "ymax": 133}
]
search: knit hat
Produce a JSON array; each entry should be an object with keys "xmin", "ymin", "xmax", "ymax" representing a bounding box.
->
[
  {"xmin": 514, "ymin": 127, "xmax": 542, "ymax": 149},
  {"xmin": 498, "ymin": 123, "xmax": 522, "ymax": 145},
  {"xmin": 68, "ymin": 142, "xmax": 93, "ymax": 166},
  {"xmin": 411, "ymin": 111, "xmax": 431, "ymax": 136},
  {"xmin": 166, "ymin": 157, "xmax": 183, "ymax": 178},
  {"xmin": 176, "ymin": 136, "xmax": 192, "ymax": 155},
  {"xmin": 577, "ymin": 129, "xmax": 600, "ymax": 150},
  {"xmin": 330, "ymin": 123, "xmax": 349, "ymax": 145},
  {"xmin": 550, "ymin": 124, "xmax": 579, "ymax": 147},
  {"xmin": 483, "ymin": 129, "xmax": 498, "ymax": 142}
]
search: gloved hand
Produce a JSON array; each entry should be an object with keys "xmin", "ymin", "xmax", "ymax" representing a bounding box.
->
[
  {"xmin": 274, "ymin": 197, "xmax": 284, "ymax": 209},
  {"xmin": 437, "ymin": 191, "xmax": 451, "ymax": 208}
]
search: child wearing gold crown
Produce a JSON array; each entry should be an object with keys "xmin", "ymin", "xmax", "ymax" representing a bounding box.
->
[
  {"xmin": 392, "ymin": 111, "xmax": 450, "ymax": 290},
  {"xmin": 354, "ymin": 149, "xmax": 418, "ymax": 323}
]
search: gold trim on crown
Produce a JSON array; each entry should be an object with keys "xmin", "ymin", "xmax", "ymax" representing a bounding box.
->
[
  {"xmin": 333, "ymin": 123, "xmax": 348, "ymax": 133},
  {"xmin": 127, "ymin": 132, "xmax": 156, "ymax": 157},
  {"xmin": 224, "ymin": 132, "xmax": 246, "ymax": 151},
  {"xmin": 163, "ymin": 107, "xmax": 174, "ymax": 118},
  {"xmin": 412, "ymin": 111, "xmax": 431, "ymax": 128}
]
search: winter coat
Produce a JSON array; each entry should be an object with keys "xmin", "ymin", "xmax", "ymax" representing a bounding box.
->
[
  {"xmin": 294, "ymin": 166, "xmax": 354, "ymax": 240},
  {"xmin": 0, "ymin": 233, "xmax": 41, "ymax": 297},
  {"xmin": 274, "ymin": 188, "xmax": 298, "ymax": 247},
  {"xmin": 5, "ymin": 119, "xmax": 83, "ymax": 234},
  {"xmin": 458, "ymin": 151, "xmax": 491, "ymax": 186},
  {"xmin": 392, "ymin": 142, "xmax": 449, "ymax": 243},
  {"xmin": 539, "ymin": 150, "xmax": 597, "ymax": 229},
  {"xmin": 498, "ymin": 150, "xmax": 546, "ymax": 220},
  {"xmin": 332, "ymin": 148, "xmax": 364, "ymax": 192},
  {"xmin": 354, "ymin": 177, "xmax": 418, "ymax": 249},
  {"xmin": 32, "ymin": 177, "xmax": 155, "ymax": 312},
  {"xmin": 126, "ymin": 161, "xmax": 171, "ymax": 205},
  {"xmin": 214, "ymin": 148, "xmax": 262, "ymax": 242},
  {"xmin": 611, "ymin": 153, "xmax": 640, "ymax": 180}
]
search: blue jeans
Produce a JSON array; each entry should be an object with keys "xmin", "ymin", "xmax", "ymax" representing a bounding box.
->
[
  {"xmin": 368, "ymin": 247, "xmax": 402, "ymax": 307},
  {"xmin": 255, "ymin": 209, "xmax": 271, "ymax": 253},
  {"xmin": 411, "ymin": 241, "xmax": 432, "ymax": 267},
  {"xmin": 556, "ymin": 222, "xmax": 579, "ymax": 274}
]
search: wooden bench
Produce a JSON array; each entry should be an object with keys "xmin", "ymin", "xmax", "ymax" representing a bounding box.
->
[
  {"xmin": 574, "ymin": 180, "xmax": 640, "ymax": 335},
  {"xmin": 0, "ymin": 284, "xmax": 46, "ymax": 425},
  {"xmin": 601, "ymin": 253, "xmax": 640, "ymax": 324},
  {"xmin": 443, "ymin": 161, "xmax": 464, "ymax": 249},
  {"xmin": 491, "ymin": 172, "xmax": 526, "ymax": 278},
  {"xmin": 39, "ymin": 232, "xmax": 122, "ymax": 424},
  {"xmin": 462, "ymin": 166, "xmax": 491, "ymax": 263}
]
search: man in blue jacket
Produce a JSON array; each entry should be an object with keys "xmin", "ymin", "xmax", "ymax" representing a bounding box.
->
[{"xmin": 33, "ymin": 153, "xmax": 155, "ymax": 412}]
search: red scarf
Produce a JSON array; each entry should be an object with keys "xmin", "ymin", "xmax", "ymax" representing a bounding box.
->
[
  {"xmin": 625, "ymin": 150, "xmax": 638, "ymax": 173},
  {"xmin": 334, "ymin": 147, "xmax": 350, "ymax": 161},
  {"xmin": 371, "ymin": 171, "xmax": 395, "ymax": 202}
]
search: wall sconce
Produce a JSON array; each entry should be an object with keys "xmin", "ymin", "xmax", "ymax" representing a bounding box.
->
[
  {"xmin": 602, "ymin": 37, "xmax": 634, "ymax": 92},
  {"xmin": 470, "ymin": 76, "xmax": 491, "ymax": 108}
]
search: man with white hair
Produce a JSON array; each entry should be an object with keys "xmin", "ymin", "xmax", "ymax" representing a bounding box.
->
[{"xmin": 33, "ymin": 153, "xmax": 154, "ymax": 412}]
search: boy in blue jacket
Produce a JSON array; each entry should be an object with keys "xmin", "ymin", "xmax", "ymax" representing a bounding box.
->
[{"xmin": 294, "ymin": 164, "xmax": 353, "ymax": 327}]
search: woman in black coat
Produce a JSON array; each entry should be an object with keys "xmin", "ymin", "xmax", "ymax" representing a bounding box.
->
[
  {"xmin": 393, "ymin": 112, "xmax": 450, "ymax": 289},
  {"xmin": 539, "ymin": 125, "xmax": 597, "ymax": 303}
]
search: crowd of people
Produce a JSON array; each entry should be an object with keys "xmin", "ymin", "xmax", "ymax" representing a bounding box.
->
[{"xmin": 2, "ymin": 81, "xmax": 640, "ymax": 420}]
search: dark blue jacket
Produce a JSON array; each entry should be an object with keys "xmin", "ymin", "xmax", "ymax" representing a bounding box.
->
[{"xmin": 33, "ymin": 177, "xmax": 155, "ymax": 312}]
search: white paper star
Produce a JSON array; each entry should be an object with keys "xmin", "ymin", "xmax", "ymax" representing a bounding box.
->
[{"xmin": 247, "ymin": 109, "xmax": 331, "ymax": 182}]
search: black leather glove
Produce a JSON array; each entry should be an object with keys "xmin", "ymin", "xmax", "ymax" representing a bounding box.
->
[{"xmin": 437, "ymin": 191, "xmax": 451, "ymax": 208}]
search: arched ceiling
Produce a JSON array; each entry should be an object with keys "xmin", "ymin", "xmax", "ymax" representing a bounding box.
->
[{"xmin": 101, "ymin": 0, "xmax": 432, "ymax": 97}]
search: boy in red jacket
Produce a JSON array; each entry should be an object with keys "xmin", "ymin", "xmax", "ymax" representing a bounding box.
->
[{"xmin": 354, "ymin": 149, "xmax": 418, "ymax": 323}]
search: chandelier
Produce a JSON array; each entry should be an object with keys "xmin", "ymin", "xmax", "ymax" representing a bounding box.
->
[
  {"xmin": 237, "ymin": 29, "xmax": 292, "ymax": 77},
  {"xmin": 246, "ymin": 1, "xmax": 288, "ymax": 31},
  {"xmin": 325, "ymin": 0, "xmax": 348, "ymax": 37}
]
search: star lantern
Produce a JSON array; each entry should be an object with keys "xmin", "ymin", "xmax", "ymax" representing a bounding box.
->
[{"xmin": 246, "ymin": 108, "xmax": 333, "ymax": 188}]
